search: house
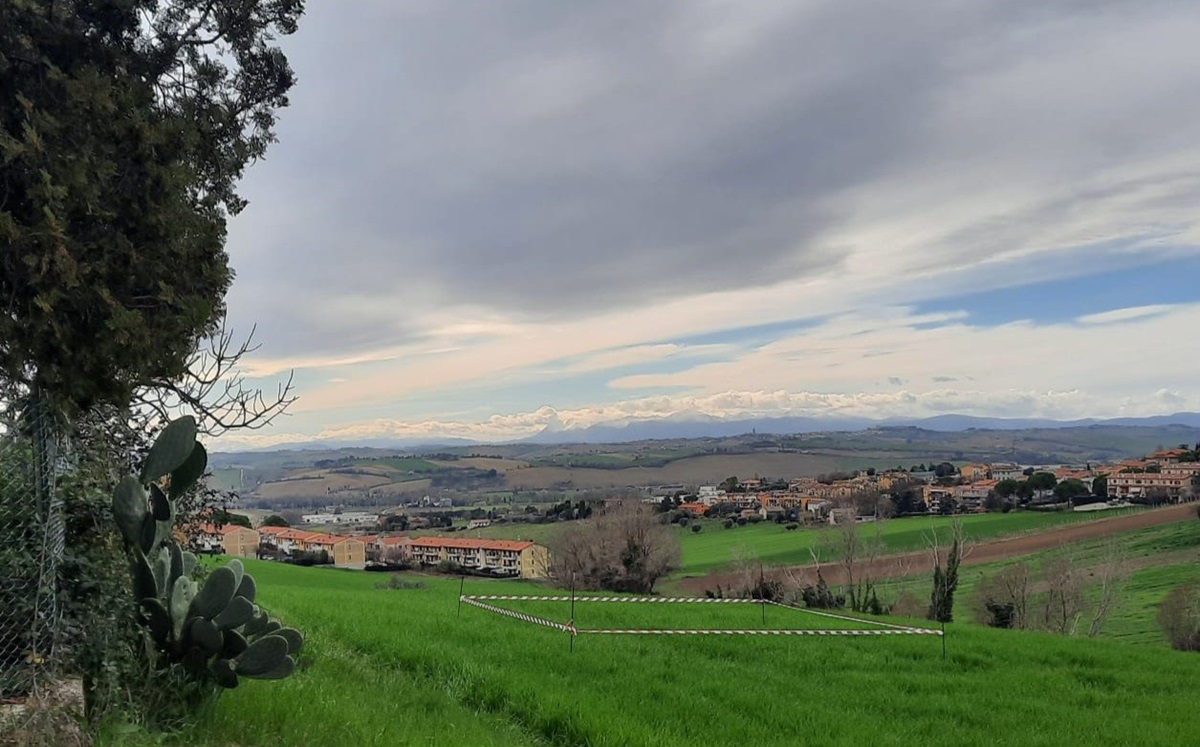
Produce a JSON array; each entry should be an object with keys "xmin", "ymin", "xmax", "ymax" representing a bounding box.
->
[
  {"xmin": 409, "ymin": 537, "xmax": 549, "ymax": 578},
  {"xmin": 467, "ymin": 518, "xmax": 492, "ymax": 530},
  {"xmin": 272, "ymin": 528, "xmax": 320, "ymax": 555},
  {"xmin": 960, "ymin": 463, "xmax": 989, "ymax": 481},
  {"xmin": 301, "ymin": 533, "xmax": 367, "ymax": 567},
  {"xmin": 923, "ymin": 485, "xmax": 956, "ymax": 513},
  {"xmin": 194, "ymin": 523, "xmax": 260, "ymax": 557},
  {"xmin": 366, "ymin": 535, "xmax": 413, "ymax": 562},
  {"xmin": 677, "ymin": 502, "xmax": 708, "ymax": 517},
  {"xmin": 828, "ymin": 508, "xmax": 857, "ymax": 526},
  {"xmin": 1107, "ymin": 472, "xmax": 1192, "ymax": 501},
  {"xmin": 989, "ymin": 463, "xmax": 1023, "ymax": 481}
]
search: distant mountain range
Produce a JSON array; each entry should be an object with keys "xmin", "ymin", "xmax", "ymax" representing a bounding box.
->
[
  {"xmin": 519, "ymin": 411, "xmax": 1200, "ymax": 444},
  {"xmin": 221, "ymin": 412, "xmax": 1200, "ymax": 453}
]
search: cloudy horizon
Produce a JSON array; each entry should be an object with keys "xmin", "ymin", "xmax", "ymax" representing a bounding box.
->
[{"xmin": 213, "ymin": 0, "xmax": 1200, "ymax": 449}]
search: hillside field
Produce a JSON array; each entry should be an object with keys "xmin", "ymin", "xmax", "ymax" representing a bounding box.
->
[
  {"xmin": 456, "ymin": 508, "xmax": 1140, "ymax": 576},
  {"xmin": 107, "ymin": 556, "xmax": 1200, "ymax": 747}
]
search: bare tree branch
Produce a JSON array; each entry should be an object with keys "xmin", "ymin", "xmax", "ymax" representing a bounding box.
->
[{"xmin": 141, "ymin": 323, "xmax": 296, "ymax": 437}]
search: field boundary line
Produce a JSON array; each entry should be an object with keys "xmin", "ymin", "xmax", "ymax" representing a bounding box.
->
[
  {"xmin": 765, "ymin": 601, "xmax": 925, "ymax": 631},
  {"xmin": 463, "ymin": 594, "xmax": 762, "ymax": 603},
  {"xmin": 461, "ymin": 596, "xmax": 577, "ymax": 634},
  {"xmin": 459, "ymin": 595, "xmax": 943, "ymax": 636},
  {"xmin": 575, "ymin": 628, "xmax": 941, "ymax": 636}
]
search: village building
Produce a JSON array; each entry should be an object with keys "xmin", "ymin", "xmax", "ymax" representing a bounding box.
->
[
  {"xmin": 1107, "ymin": 472, "xmax": 1193, "ymax": 501},
  {"xmin": 194, "ymin": 523, "xmax": 260, "ymax": 557},
  {"xmin": 409, "ymin": 537, "xmax": 549, "ymax": 578}
]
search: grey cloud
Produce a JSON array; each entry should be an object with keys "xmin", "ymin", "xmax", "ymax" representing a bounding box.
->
[{"xmin": 223, "ymin": 0, "xmax": 1200, "ymax": 358}]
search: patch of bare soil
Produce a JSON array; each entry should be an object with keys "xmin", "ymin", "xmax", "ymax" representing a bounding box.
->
[
  {"xmin": 0, "ymin": 679, "xmax": 86, "ymax": 747},
  {"xmin": 680, "ymin": 504, "xmax": 1198, "ymax": 593}
]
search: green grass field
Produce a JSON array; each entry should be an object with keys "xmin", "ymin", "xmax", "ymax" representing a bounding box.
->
[
  {"xmin": 937, "ymin": 520, "xmax": 1200, "ymax": 646},
  {"xmin": 676, "ymin": 510, "xmax": 1134, "ymax": 574},
  {"xmin": 362, "ymin": 456, "xmax": 446, "ymax": 473},
  {"xmin": 446, "ymin": 509, "xmax": 1137, "ymax": 577},
  {"xmin": 110, "ymin": 555, "xmax": 1200, "ymax": 747}
]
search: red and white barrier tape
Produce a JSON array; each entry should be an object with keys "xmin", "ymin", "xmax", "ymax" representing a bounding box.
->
[
  {"xmin": 459, "ymin": 595, "xmax": 942, "ymax": 636},
  {"xmin": 463, "ymin": 595, "xmax": 761, "ymax": 603},
  {"xmin": 461, "ymin": 596, "xmax": 577, "ymax": 634},
  {"xmin": 577, "ymin": 628, "xmax": 941, "ymax": 636}
]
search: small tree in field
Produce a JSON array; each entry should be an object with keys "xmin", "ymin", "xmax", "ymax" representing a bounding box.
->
[
  {"xmin": 551, "ymin": 501, "xmax": 680, "ymax": 593},
  {"xmin": 927, "ymin": 521, "xmax": 967, "ymax": 623},
  {"xmin": 1158, "ymin": 582, "xmax": 1200, "ymax": 651}
]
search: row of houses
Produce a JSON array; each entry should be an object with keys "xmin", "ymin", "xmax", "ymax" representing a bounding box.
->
[
  {"xmin": 193, "ymin": 522, "xmax": 550, "ymax": 578},
  {"xmin": 193, "ymin": 524, "xmax": 369, "ymax": 567},
  {"xmin": 358, "ymin": 534, "xmax": 549, "ymax": 578}
]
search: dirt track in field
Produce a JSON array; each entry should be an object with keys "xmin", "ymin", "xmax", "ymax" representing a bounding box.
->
[{"xmin": 679, "ymin": 503, "xmax": 1197, "ymax": 593}]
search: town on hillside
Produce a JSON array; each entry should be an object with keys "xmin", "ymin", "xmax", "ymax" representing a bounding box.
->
[{"xmin": 195, "ymin": 444, "xmax": 1200, "ymax": 576}]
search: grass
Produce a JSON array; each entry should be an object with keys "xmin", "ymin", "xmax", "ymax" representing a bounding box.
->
[
  {"xmin": 675, "ymin": 510, "xmax": 1134, "ymax": 574},
  {"xmin": 118, "ymin": 557, "xmax": 1200, "ymax": 747},
  {"xmin": 447, "ymin": 509, "xmax": 1135, "ymax": 577},
  {"xmin": 937, "ymin": 519, "xmax": 1200, "ymax": 646},
  {"xmin": 364, "ymin": 457, "xmax": 446, "ymax": 473}
]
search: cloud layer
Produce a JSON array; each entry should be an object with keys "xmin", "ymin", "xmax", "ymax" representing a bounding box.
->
[{"xmin": 211, "ymin": 1, "xmax": 1200, "ymax": 447}]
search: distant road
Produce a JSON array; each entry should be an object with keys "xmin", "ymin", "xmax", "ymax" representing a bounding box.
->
[{"xmin": 680, "ymin": 503, "xmax": 1196, "ymax": 593}]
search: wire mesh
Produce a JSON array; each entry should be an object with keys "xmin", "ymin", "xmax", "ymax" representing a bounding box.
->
[{"xmin": 0, "ymin": 399, "xmax": 65, "ymax": 699}]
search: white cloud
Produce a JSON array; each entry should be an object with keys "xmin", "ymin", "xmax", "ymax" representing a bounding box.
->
[
  {"xmin": 206, "ymin": 1, "xmax": 1200, "ymax": 447},
  {"xmin": 1077, "ymin": 304, "xmax": 1179, "ymax": 325}
]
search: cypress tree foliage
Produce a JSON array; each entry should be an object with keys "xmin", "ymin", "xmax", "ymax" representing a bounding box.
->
[
  {"xmin": 0, "ymin": 0, "xmax": 303, "ymax": 413},
  {"xmin": 928, "ymin": 536, "xmax": 961, "ymax": 623}
]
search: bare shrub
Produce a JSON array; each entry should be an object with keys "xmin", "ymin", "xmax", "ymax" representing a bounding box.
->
[
  {"xmin": 1087, "ymin": 539, "xmax": 1128, "ymax": 637},
  {"xmin": 550, "ymin": 501, "xmax": 680, "ymax": 593},
  {"xmin": 1039, "ymin": 554, "xmax": 1085, "ymax": 635},
  {"xmin": 1158, "ymin": 582, "xmax": 1200, "ymax": 651},
  {"xmin": 818, "ymin": 520, "xmax": 885, "ymax": 613},
  {"xmin": 974, "ymin": 562, "xmax": 1031, "ymax": 629}
]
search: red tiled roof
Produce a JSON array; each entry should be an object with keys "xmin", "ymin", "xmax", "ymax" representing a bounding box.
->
[
  {"xmin": 410, "ymin": 537, "xmax": 534, "ymax": 552},
  {"xmin": 258, "ymin": 525, "xmax": 289, "ymax": 536},
  {"xmin": 196, "ymin": 522, "xmax": 257, "ymax": 536}
]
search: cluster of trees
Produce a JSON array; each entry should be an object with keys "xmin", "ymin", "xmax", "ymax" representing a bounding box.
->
[
  {"xmin": 973, "ymin": 544, "xmax": 1128, "ymax": 637},
  {"xmin": 989, "ymin": 472, "xmax": 1102, "ymax": 508},
  {"xmin": 550, "ymin": 502, "xmax": 680, "ymax": 593},
  {"xmin": 1, "ymin": 0, "xmax": 306, "ymax": 730}
]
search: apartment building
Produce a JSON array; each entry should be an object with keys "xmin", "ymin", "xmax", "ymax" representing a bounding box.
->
[{"xmin": 409, "ymin": 537, "xmax": 549, "ymax": 578}]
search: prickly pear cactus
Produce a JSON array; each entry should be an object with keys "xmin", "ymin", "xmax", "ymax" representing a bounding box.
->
[{"xmin": 113, "ymin": 416, "xmax": 303, "ymax": 688}]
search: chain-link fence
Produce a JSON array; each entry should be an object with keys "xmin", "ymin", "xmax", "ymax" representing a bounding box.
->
[{"xmin": 0, "ymin": 400, "xmax": 65, "ymax": 699}]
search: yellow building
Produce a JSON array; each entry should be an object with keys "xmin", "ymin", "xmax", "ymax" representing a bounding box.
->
[
  {"xmin": 195, "ymin": 523, "xmax": 260, "ymax": 557},
  {"xmin": 960, "ymin": 463, "xmax": 990, "ymax": 481},
  {"xmin": 410, "ymin": 537, "xmax": 550, "ymax": 578},
  {"xmin": 301, "ymin": 533, "xmax": 367, "ymax": 567}
]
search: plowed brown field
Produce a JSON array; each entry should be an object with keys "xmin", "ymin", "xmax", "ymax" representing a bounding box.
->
[{"xmin": 680, "ymin": 503, "xmax": 1196, "ymax": 593}]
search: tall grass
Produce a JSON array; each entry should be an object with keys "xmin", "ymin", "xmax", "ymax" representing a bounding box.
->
[{"xmin": 128, "ymin": 559, "xmax": 1200, "ymax": 747}]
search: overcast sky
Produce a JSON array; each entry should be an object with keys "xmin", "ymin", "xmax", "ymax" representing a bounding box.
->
[{"xmin": 216, "ymin": 0, "xmax": 1200, "ymax": 448}]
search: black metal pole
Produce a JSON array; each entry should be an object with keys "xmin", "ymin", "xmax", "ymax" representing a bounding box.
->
[
  {"xmin": 457, "ymin": 574, "xmax": 465, "ymax": 616},
  {"xmin": 941, "ymin": 619, "xmax": 947, "ymax": 660},
  {"xmin": 759, "ymin": 562, "xmax": 766, "ymax": 626},
  {"xmin": 569, "ymin": 572, "xmax": 576, "ymax": 653}
]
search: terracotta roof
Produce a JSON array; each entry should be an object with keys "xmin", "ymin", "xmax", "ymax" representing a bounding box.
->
[
  {"xmin": 303, "ymin": 532, "xmax": 360, "ymax": 546},
  {"xmin": 258, "ymin": 525, "xmax": 289, "ymax": 536},
  {"xmin": 410, "ymin": 537, "xmax": 535, "ymax": 552},
  {"xmin": 196, "ymin": 522, "xmax": 257, "ymax": 536}
]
